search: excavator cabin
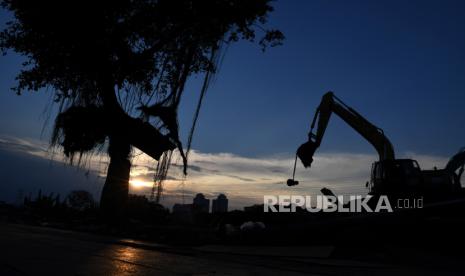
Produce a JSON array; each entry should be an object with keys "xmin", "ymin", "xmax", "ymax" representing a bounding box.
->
[{"xmin": 370, "ymin": 159, "xmax": 422, "ymax": 195}]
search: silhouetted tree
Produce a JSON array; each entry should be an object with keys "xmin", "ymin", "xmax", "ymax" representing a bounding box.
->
[
  {"xmin": 66, "ymin": 190, "xmax": 95, "ymax": 211},
  {"xmin": 0, "ymin": 0, "xmax": 283, "ymax": 221},
  {"xmin": 126, "ymin": 194, "xmax": 169, "ymax": 223},
  {"xmin": 24, "ymin": 190, "xmax": 64, "ymax": 218}
]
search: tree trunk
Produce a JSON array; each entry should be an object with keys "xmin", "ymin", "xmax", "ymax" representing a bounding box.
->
[
  {"xmin": 100, "ymin": 135, "xmax": 131, "ymax": 222},
  {"xmin": 97, "ymin": 74, "xmax": 174, "ymax": 223}
]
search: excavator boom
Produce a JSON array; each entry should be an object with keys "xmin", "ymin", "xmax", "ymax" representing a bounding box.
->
[
  {"xmin": 297, "ymin": 92, "xmax": 395, "ymax": 168},
  {"xmin": 444, "ymin": 147, "xmax": 465, "ymax": 186},
  {"xmin": 445, "ymin": 148, "xmax": 465, "ymax": 175}
]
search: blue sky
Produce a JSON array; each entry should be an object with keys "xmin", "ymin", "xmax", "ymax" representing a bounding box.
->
[
  {"xmin": 1, "ymin": 1, "xmax": 464, "ymax": 207},
  {"xmin": 177, "ymin": 0, "xmax": 465, "ymax": 157}
]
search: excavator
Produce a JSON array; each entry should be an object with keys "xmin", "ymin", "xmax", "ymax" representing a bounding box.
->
[
  {"xmin": 290, "ymin": 91, "xmax": 463, "ymax": 201},
  {"xmin": 445, "ymin": 147, "xmax": 465, "ymax": 186}
]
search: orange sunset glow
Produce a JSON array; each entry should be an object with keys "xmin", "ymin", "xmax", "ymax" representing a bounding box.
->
[{"xmin": 129, "ymin": 179, "xmax": 153, "ymax": 189}]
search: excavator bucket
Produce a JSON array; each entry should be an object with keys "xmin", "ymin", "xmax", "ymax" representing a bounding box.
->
[{"xmin": 297, "ymin": 140, "xmax": 318, "ymax": 168}]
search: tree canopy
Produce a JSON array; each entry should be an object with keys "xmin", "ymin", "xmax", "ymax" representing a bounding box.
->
[
  {"xmin": 1, "ymin": 0, "xmax": 283, "ymax": 214},
  {"xmin": 1, "ymin": 0, "xmax": 283, "ymax": 160}
]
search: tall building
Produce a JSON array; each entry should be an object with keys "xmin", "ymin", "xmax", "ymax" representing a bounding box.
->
[
  {"xmin": 212, "ymin": 194, "xmax": 228, "ymax": 213},
  {"xmin": 193, "ymin": 193, "xmax": 210, "ymax": 213}
]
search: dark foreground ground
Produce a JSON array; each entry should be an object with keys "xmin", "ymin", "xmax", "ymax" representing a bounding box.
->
[{"xmin": 0, "ymin": 222, "xmax": 464, "ymax": 275}]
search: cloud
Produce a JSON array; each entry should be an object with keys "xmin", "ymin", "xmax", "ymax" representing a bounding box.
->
[
  {"xmin": 0, "ymin": 135, "xmax": 48, "ymax": 156},
  {"xmin": 0, "ymin": 135, "xmax": 104, "ymax": 204},
  {"xmin": 0, "ymin": 135, "xmax": 452, "ymax": 210},
  {"xmin": 127, "ymin": 149, "xmax": 452, "ymax": 209}
]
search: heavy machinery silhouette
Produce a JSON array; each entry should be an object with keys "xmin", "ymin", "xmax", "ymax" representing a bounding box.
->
[
  {"xmin": 445, "ymin": 147, "xmax": 465, "ymax": 185},
  {"xmin": 290, "ymin": 92, "xmax": 463, "ymax": 200}
]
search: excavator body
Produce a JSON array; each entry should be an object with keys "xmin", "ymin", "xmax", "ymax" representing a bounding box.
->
[{"xmin": 370, "ymin": 159, "xmax": 460, "ymax": 199}]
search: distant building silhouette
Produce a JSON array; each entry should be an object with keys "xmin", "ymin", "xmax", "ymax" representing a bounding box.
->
[
  {"xmin": 244, "ymin": 204, "xmax": 263, "ymax": 213},
  {"xmin": 172, "ymin": 203, "xmax": 193, "ymax": 223},
  {"xmin": 212, "ymin": 194, "xmax": 228, "ymax": 213},
  {"xmin": 172, "ymin": 203, "xmax": 193, "ymax": 213},
  {"xmin": 193, "ymin": 193, "xmax": 210, "ymax": 213}
]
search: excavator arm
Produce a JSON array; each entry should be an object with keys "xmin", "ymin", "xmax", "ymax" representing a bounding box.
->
[
  {"xmin": 445, "ymin": 148, "xmax": 465, "ymax": 181},
  {"xmin": 297, "ymin": 92, "xmax": 395, "ymax": 168}
]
